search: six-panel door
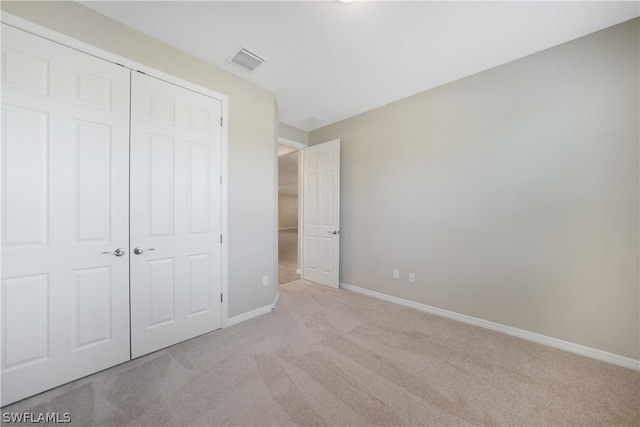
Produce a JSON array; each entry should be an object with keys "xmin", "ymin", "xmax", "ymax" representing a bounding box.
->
[
  {"xmin": 129, "ymin": 72, "xmax": 223, "ymax": 358},
  {"xmin": 1, "ymin": 24, "xmax": 131, "ymax": 406},
  {"xmin": 303, "ymin": 140, "xmax": 341, "ymax": 288}
]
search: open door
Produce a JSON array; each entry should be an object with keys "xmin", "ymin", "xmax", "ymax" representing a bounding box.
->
[{"xmin": 302, "ymin": 139, "xmax": 340, "ymax": 288}]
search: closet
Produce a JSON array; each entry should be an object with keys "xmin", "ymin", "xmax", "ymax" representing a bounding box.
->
[{"xmin": 1, "ymin": 23, "xmax": 226, "ymax": 406}]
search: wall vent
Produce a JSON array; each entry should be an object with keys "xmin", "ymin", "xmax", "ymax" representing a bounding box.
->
[{"xmin": 229, "ymin": 47, "xmax": 266, "ymax": 72}]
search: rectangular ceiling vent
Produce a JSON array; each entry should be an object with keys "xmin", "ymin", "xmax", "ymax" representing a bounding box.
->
[
  {"xmin": 229, "ymin": 47, "xmax": 265, "ymax": 72},
  {"xmin": 302, "ymin": 115, "xmax": 327, "ymax": 126}
]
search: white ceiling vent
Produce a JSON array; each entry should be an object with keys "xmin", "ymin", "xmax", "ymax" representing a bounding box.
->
[
  {"xmin": 229, "ymin": 47, "xmax": 266, "ymax": 72},
  {"xmin": 301, "ymin": 115, "xmax": 327, "ymax": 126}
]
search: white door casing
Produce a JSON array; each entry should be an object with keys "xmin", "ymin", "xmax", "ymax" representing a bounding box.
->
[
  {"xmin": 302, "ymin": 140, "xmax": 340, "ymax": 288},
  {"xmin": 129, "ymin": 72, "xmax": 223, "ymax": 358},
  {"xmin": 1, "ymin": 24, "xmax": 131, "ymax": 405}
]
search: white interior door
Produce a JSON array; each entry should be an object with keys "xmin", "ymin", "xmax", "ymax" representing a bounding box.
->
[
  {"xmin": 302, "ymin": 140, "xmax": 340, "ymax": 288},
  {"xmin": 130, "ymin": 72, "xmax": 223, "ymax": 358},
  {"xmin": 1, "ymin": 24, "xmax": 131, "ymax": 406}
]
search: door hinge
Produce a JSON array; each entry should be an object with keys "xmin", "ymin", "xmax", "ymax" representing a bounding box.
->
[
  {"xmin": 220, "ymin": 116, "xmax": 223, "ymax": 126},
  {"xmin": 220, "ymin": 175, "xmax": 222, "ymax": 185},
  {"xmin": 220, "ymin": 234, "xmax": 223, "ymax": 244},
  {"xmin": 221, "ymin": 293, "xmax": 223, "ymax": 303}
]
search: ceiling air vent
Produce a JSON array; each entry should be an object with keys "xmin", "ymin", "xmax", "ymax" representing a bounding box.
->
[
  {"xmin": 302, "ymin": 115, "xmax": 327, "ymax": 126},
  {"xmin": 229, "ymin": 47, "xmax": 265, "ymax": 72}
]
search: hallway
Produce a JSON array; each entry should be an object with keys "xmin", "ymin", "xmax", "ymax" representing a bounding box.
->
[{"xmin": 278, "ymin": 229, "xmax": 300, "ymax": 284}]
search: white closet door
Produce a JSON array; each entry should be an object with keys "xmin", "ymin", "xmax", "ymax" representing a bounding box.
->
[
  {"xmin": 130, "ymin": 72, "xmax": 223, "ymax": 358},
  {"xmin": 1, "ymin": 25, "xmax": 131, "ymax": 406}
]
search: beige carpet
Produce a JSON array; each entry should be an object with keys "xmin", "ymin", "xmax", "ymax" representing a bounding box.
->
[{"xmin": 2, "ymin": 279, "xmax": 638, "ymax": 426}]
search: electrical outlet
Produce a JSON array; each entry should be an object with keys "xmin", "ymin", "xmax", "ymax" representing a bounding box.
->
[
  {"xmin": 393, "ymin": 269, "xmax": 400, "ymax": 280},
  {"xmin": 409, "ymin": 273, "xmax": 416, "ymax": 283},
  {"xmin": 262, "ymin": 275, "xmax": 269, "ymax": 287}
]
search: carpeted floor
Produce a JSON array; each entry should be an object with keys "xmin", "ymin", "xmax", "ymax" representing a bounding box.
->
[
  {"xmin": 279, "ymin": 229, "xmax": 300, "ymax": 284},
  {"xmin": 2, "ymin": 279, "xmax": 638, "ymax": 426}
]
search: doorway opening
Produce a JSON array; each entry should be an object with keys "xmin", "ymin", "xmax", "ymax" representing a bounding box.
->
[
  {"xmin": 276, "ymin": 138, "xmax": 340, "ymax": 288},
  {"xmin": 278, "ymin": 142, "xmax": 302, "ymax": 284}
]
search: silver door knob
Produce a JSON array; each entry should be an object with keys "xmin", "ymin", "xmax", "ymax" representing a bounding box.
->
[
  {"xmin": 102, "ymin": 248, "xmax": 125, "ymax": 257},
  {"xmin": 328, "ymin": 230, "xmax": 339, "ymax": 235},
  {"xmin": 133, "ymin": 247, "xmax": 155, "ymax": 255}
]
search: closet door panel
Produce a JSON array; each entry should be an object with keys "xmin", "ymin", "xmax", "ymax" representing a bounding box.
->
[
  {"xmin": 2, "ymin": 105, "xmax": 48, "ymax": 246},
  {"xmin": 1, "ymin": 24, "xmax": 130, "ymax": 406},
  {"xmin": 130, "ymin": 72, "xmax": 222, "ymax": 358}
]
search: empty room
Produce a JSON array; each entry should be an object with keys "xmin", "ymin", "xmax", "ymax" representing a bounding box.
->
[{"xmin": 1, "ymin": 1, "xmax": 638, "ymax": 426}]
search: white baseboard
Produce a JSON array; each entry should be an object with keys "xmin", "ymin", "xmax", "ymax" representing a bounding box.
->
[
  {"xmin": 340, "ymin": 282, "xmax": 640, "ymax": 371},
  {"xmin": 225, "ymin": 303, "xmax": 272, "ymax": 327},
  {"xmin": 225, "ymin": 291, "xmax": 280, "ymax": 327}
]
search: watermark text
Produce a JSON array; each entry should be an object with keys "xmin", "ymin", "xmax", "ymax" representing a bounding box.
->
[{"xmin": 2, "ymin": 412, "xmax": 71, "ymax": 424}]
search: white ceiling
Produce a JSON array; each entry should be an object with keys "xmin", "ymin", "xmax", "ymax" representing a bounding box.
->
[{"xmin": 80, "ymin": 1, "xmax": 639, "ymax": 131}]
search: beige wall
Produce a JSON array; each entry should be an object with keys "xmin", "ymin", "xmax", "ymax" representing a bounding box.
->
[
  {"xmin": 1, "ymin": 1, "xmax": 279, "ymax": 317},
  {"xmin": 278, "ymin": 194, "xmax": 298, "ymax": 229},
  {"xmin": 279, "ymin": 122, "xmax": 309, "ymax": 145},
  {"xmin": 311, "ymin": 19, "xmax": 640, "ymax": 360}
]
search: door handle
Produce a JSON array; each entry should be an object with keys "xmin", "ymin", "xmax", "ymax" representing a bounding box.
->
[
  {"xmin": 102, "ymin": 248, "xmax": 126, "ymax": 257},
  {"xmin": 133, "ymin": 247, "xmax": 155, "ymax": 255},
  {"xmin": 328, "ymin": 230, "xmax": 339, "ymax": 235}
]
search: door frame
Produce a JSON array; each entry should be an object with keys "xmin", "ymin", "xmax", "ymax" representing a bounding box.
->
[
  {"xmin": 2, "ymin": 12, "xmax": 230, "ymax": 325},
  {"xmin": 276, "ymin": 137, "xmax": 341, "ymax": 287}
]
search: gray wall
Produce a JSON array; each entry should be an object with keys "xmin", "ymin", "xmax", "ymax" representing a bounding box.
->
[
  {"xmin": 278, "ymin": 194, "xmax": 298, "ymax": 229},
  {"xmin": 279, "ymin": 122, "xmax": 309, "ymax": 145},
  {"xmin": 2, "ymin": 1, "xmax": 279, "ymax": 317},
  {"xmin": 310, "ymin": 19, "xmax": 639, "ymax": 360},
  {"xmin": 278, "ymin": 151, "xmax": 299, "ymax": 228}
]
